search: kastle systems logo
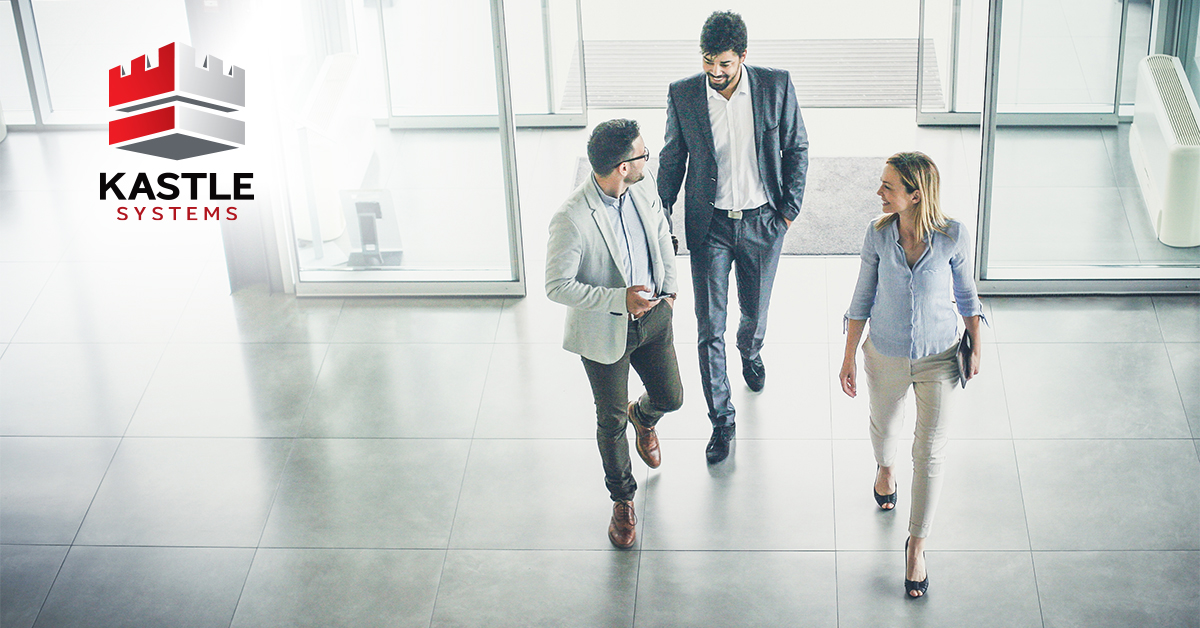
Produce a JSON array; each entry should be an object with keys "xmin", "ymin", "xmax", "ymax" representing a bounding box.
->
[{"xmin": 109, "ymin": 42, "xmax": 245, "ymax": 160}]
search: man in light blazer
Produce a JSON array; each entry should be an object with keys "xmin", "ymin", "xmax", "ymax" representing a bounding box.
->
[
  {"xmin": 546, "ymin": 119, "xmax": 683, "ymax": 549},
  {"xmin": 658, "ymin": 11, "xmax": 809, "ymax": 464}
]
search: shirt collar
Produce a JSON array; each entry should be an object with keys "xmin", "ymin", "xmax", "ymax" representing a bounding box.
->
[{"xmin": 591, "ymin": 174, "xmax": 624, "ymax": 208}]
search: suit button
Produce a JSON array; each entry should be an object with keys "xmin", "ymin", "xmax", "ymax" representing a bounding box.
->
[
  {"xmin": 710, "ymin": 178, "xmax": 716, "ymax": 182},
  {"xmin": 709, "ymin": 202, "xmax": 715, "ymax": 206}
]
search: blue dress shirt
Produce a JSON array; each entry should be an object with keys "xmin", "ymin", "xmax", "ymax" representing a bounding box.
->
[
  {"xmin": 593, "ymin": 176, "xmax": 657, "ymax": 295},
  {"xmin": 845, "ymin": 218, "xmax": 984, "ymax": 359}
]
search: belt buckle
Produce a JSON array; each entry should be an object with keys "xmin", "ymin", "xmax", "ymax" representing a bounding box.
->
[{"xmin": 727, "ymin": 210, "xmax": 743, "ymax": 220}]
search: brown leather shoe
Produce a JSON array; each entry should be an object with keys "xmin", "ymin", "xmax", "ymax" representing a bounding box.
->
[
  {"xmin": 627, "ymin": 401, "xmax": 661, "ymax": 468},
  {"xmin": 608, "ymin": 499, "xmax": 636, "ymax": 549}
]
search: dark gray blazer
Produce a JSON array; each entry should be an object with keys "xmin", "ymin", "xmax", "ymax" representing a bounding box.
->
[{"xmin": 657, "ymin": 64, "xmax": 809, "ymax": 248}]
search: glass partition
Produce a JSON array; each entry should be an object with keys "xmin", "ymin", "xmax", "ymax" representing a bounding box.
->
[
  {"xmin": 283, "ymin": 0, "xmax": 525, "ymax": 296},
  {"xmin": 375, "ymin": 0, "xmax": 585, "ymax": 127},
  {"xmin": 1, "ymin": 0, "xmax": 35, "ymax": 124},
  {"xmin": 919, "ymin": 0, "xmax": 1149, "ymax": 125},
  {"xmin": 974, "ymin": 0, "xmax": 1200, "ymax": 291}
]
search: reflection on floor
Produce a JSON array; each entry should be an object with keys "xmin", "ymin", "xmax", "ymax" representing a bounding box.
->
[{"xmin": 2, "ymin": 129, "xmax": 1199, "ymax": 628}]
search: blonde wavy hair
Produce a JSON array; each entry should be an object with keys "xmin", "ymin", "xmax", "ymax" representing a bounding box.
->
[{"xmin": 874, "ymin": 151, "xmax": 950, "ymax": 241}]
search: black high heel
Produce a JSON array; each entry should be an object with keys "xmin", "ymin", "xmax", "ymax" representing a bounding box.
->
[
  {"xmin": 904, "ymin": 538, "xmax": 929, "ymax": 598},
  {"xmin": 873, "ymin": 467, "xmax": 896, "ymax": 510},
  {"xmin": 874, "ymin": 487, "xmax": 897, "ymax": 510}
]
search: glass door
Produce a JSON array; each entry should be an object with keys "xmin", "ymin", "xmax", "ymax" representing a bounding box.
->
[
  {"xmin": 973, "ymin": 0, "xmax": 1200, "ymax": 292},
  {"xmin": 283, "ymin": 0, "xmax": 526, "ymax": 296}
]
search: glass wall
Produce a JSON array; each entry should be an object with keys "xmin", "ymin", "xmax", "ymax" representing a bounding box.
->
[
  {"xmin": 974, "ymin": 0, "xmax": 1200, "ymax": 290},
  {"xmin": 364, "ymin": 0, "xmax": 585, "ymax": 126},
  {"xmin": 9, "ymin": 0, "xmax": 189, "ymax": 125},
  {"xmin": 1, "ymin": 1, "xmax": 35, "ymax": 124},
  {"xmin": 919, "ymin": 0, "xmax": 1150, "ymax": 120},
  {"xmin": 280, "ymin": 0, "xmax": 526, "ymax": 295}
]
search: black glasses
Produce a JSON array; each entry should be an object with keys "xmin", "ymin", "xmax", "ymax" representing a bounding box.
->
[{"xmin": 613, "ymin": 150, "xmax": 650, "ymax": 169}]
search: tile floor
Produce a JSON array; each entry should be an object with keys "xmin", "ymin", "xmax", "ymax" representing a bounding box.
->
[{"xmin": 2, "ymin": 122, "xmax": 1200, "ymax": 628}]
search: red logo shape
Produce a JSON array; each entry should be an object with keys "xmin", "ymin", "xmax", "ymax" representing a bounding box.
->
[{"xmin": 109, "ymin": 43, "xmax": 245, "ymax": 160}]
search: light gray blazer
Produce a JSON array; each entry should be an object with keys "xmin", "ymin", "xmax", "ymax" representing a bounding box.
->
[{"xmin": 545, "ymin": 176, "xmax": 678, "ymax": 365}]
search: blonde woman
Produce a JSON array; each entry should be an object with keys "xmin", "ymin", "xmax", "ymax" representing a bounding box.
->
[{"xmin": 839, "ymin": 152, "xmax": 984, "ymax": 598}]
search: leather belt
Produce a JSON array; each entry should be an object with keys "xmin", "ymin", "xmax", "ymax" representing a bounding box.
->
[{"xmin": 715, "ymin": 203, "xmax": 768, "ymax": 220}]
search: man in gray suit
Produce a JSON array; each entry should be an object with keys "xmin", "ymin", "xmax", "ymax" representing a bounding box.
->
[
  {"xmin": 546, "ymin": 119, "xmax": 683, "ymax": 549},
  {"xmin": 658, "ymin": 11, "xmax": 809, "ymax": 464}
]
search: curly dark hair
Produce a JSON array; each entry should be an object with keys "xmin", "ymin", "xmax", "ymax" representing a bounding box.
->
[
  {"xmin": 701, "ymin": 11, "xmax": 747, "ymax": 56},
  {"xmin": 587, "ymin": 118, "xmax": 641, "ymax": 176}
]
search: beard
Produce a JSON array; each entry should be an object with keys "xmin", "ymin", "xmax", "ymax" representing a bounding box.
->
[
  {"xmin": 707, "ymin": 67, "xmax": 739, "ymax": 92},
  {"xmin": 624, "ymin": 169, "xmax": 645, "ymax": 185}
]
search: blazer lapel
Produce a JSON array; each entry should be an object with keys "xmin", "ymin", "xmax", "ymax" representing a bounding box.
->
[
  {"xmin": 690, "ymin": 75, "xmax": 717, "ymax": 158},
  {"xmin": 747, "ymin": 65, "xmax": 766, "ymax": 164},
  {"xmin": 585, "ymin": 180, "xmax": 630, "ymax": 285}
]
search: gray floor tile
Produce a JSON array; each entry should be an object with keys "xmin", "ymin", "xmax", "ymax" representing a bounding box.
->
[
  {"xmin": 833, "ymin": 440, "xmax": 1029, "ymax": 551},
  {"xmin": 173, "ymin": 266, "xmax": 344, "ymax": 343},
  {"xmin": 0, "ymin": 191, "xmax": 72, "ymax": 262},
  {"xmin": 473, "ymin": 343, "xmax": 599, "ymax": 439},
  {"xmin": 1102, "ymin": 123, "xmax": 1140, "ymax": 189},
  {"xmin": 0, "ymin": 437, "xmax": 119, "ymax": 544},
  {"xmin": 1166, "ymin": 344, "xmax": 1200, "ymax": 438},
  {"xmin": 1035, "ymin": 551, "xmax": 1200, "ymax": 628},
  {"xmin": 74, "ymin": 438, "xmax": 291, "ymax": 547},
  {"xmin": 11, "ymin": 262, "xmax": 206, "ymax": 343},
  {"xmin": 835, "ymin": 550, "xmax": 1042, "ymax": 628},
  {"xmin": 956, "ymin": 345, "xmax": 1013, "ymax": 438},
  {"xmin": 332, "ymin": 298, "xmax": 503, "ymax": 343},
  {"xmin": 755, "ymin": 259, "xmax": 830, "ymax": 343},
  {"xmin": 668, "ymin": 342, "xmax": 833, "ymax": 441},
  {"xmin": 231, "ymin": 548, "xmax": 444, "ymax": 628},
  {"xmin": 300, "ymin": 343, "xmax": 491, "ymax": 438},
  {"xmin": 0, "ymin": 263, "xmax": 55, "ymax": 343},
  {"xmin": 33, "ymin": 546, "xmax": 254, "ymax": 628},
  {"xmin": 1016, "ymin": 440, "xmax": 1200, "ymax": 550},
  {"xmin": 450, "ymin": 439, "xmax": 638, "ymax": 550},
  {"xmin": 633, "ymin": 550, "xmax": 837, "ymax": 628},
  {"xmin": 260, "ymin": 439, "xmax": 469, "ymax": 549},
  {"xmin": 494, "ymin": 293, "xmax": 568, "ymax": 344},
  {"xmin": 992, "ymin": 128, "xmax": 1117, "ymax": 188},
  {"xmin": 641, "ymin": 440, "xmax": 835, "ymax": 550},
  {"xmin": 1001, "ymin": 343, "xmax": 1190, "ymax": 438},
  {"xmin": 989, "ymin": 296, "xmax": 1162, "ymax": 343},
  {"xmin": 0, "ymin": 545, "xmax": 68, "ymax": 628},
  {"xmin": 1155, "ymin": 296, "xmax": 1200, "ymax": 343},
  {"xmin": 125, "ymin": 343, "xmax": 327, "ymax": 437},
  {"xmin": 1118, "ymin": 187, "xmax": 1200, "ymax": 264},
  {"xmin": 432, "ymin": 549, "xmax": 636, "ymax": 628},
  {"xmin": 988, "ymin": 187, "xmax": 1140, "ymax": 264},
  {"xmin": 0, "ymin": 343, "xmax": 162, "ymax": 436}
]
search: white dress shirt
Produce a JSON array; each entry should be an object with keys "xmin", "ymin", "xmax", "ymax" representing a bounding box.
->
[{"xmin": 706, "ymin": 69, "xmax": 768, "ymax": 212}]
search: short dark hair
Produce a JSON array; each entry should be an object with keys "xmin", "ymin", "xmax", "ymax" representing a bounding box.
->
[
  {"xmin": 701, "ymin": 11, "xmax": 747, "ymax": 57},
  {"xmin": 587, "ymin": 119, "xmax": 640, "ymax": 176}
]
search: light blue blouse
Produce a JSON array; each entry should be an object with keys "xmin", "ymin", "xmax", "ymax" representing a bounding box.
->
[{"xmin": 845, "ymin": 217, "xmax": 984, "ymax": 359}]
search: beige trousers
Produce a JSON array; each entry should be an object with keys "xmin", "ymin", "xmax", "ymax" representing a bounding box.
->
[{"xmin": 863, "ymin": 335, "xmax": 960, "ymax": 539}]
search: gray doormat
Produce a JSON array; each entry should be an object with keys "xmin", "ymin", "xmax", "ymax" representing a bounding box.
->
[
  {"xmin": 573, "ymin": 157, "xmax": 885, "ymax": 255},
  {"xmin": 562, "ymin": 39, "xmax": 943, "ymax": 109}
]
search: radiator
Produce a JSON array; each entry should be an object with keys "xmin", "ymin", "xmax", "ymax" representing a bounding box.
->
[{"xmin": 1129, "ymin": 55, "xmax": 1200, "ymax": 248}]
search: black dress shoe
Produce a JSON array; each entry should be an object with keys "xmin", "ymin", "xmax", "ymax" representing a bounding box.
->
[
  {"xmin": 742, "ymin": 356, "xmax": 765, "ymax": 392},
  {"xmin": 705, "ymin": 424, "xmax": 736, "ymax": 464}
]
